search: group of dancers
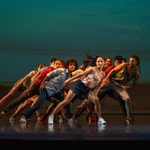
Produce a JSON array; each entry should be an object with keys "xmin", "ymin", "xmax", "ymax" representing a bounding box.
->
[{"xmin": 0, "ymin": 54, "xmax": 141, "ymax": 126}]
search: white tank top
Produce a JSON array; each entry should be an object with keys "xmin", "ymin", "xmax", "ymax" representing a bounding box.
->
[{"xmin": 81, "ymin": 69, "xmax": 104, "ymax": 89}]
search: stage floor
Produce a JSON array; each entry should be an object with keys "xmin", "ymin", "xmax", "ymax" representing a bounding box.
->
[{"xmin": 0, "ymin": 114, "xmax": 150, "ymax": 141}]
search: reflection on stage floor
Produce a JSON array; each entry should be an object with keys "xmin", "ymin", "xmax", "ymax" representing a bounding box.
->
[{"xmin": 0, "ymin": 114, "xmax": 150, "ymax": 141}]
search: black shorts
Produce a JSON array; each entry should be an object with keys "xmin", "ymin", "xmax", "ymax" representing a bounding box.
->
[{"xmin": 70, "ymin": 80, "xmax": 90, "ymax": 97}]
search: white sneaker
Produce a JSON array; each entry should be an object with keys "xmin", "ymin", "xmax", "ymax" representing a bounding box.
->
[
  {"xmin": 48, "ymin": 115, "xmax": 54, "ymax": 125},
  {"xmin": 20, "ymin": 116, "xmax": 27, "ymax": 124},
  {"xmin": 98, "ymin": 124, "xmax": 106, "ymax": 131},
  {"xmin": 48, "ymin": 124, "xmax": 54, "ymax": 132},
  {"xmin": 10, "ymin": 117, "xmax": 15, "ymax": 123},
  {"xmin": 98, "ymin": 117, "xmax": 106, "ymax": 125}
]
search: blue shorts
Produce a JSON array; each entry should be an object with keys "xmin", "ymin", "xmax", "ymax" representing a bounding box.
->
[{"xmin": 70, "ymin": 80, "xmax": 90, "ymax": 97}]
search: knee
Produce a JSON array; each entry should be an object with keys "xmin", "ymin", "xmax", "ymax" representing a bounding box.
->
[
  {"xmin": 93, "ymin": 97, "xmax": 99, "ymax": 104},
  {"xmin": 63, "ymin": 99, "xmax": 69, "ymax": 105}
]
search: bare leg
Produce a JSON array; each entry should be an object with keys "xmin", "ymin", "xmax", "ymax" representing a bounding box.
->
[
  {"xmin": 11, "ymin": 100, "xmax": 32, "ymax": 118},
  {"xmin": 87, "ymin": 93, "xmax": 101, "ymax": 118},
  {"xmin": 124, "ymin": 99, "xmax": 132, "ymax": 118},
  {"xmin": 11, "ymin": 95, "xmax": 39, "ymax": 118},
  {"xmin": 50, "ymin": 90, "xmax": 76, "ymax": 116},
  {"xmin": 30, "ymin": 95, "xmax": 39, "ymax": 107},
  {"xmin": 0, "ymin": 78, "xmax": 27, "ymax": 107},
  {"xmin": 87, "ymin": 92, "xmax": 106, "ymax": 125},
  {"xmin": 60, "ymin": 107, "xmax": 67, "ymax": 120},
  {"xmin": 0, "ymin": 87, "xmax": 17, "ymax": 107},
  {"xmin": 46, "ymin": 103, "xmax": 54, "ymax": 114}
]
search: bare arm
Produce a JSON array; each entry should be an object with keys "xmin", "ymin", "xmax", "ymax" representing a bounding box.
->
[
  {"xmin": 13, "ymin": 70, "xmax": 36, "ymax": 89},
  {"xmin": 64, "ymin": 67, "xmax": 94, "ymax": 86},
  {"xmin": 103, "ymin": 63, "xmax": 127, "ymax": 83},
  {"xmin": 71, "ymin": 69, "xmax": 84, "ymax": 76}
]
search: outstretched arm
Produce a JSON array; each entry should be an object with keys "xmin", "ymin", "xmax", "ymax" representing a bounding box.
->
[
  {"xmin": 103, "ymin": 63, "xmax": 127, "ymax": 84},
  {"xmin": 64, "ymin": 67, "xmax": 94, "ymax": 86}
]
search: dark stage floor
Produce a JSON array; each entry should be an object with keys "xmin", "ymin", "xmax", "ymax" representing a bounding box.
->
[{"xmin": 0, "ymin": 114, "xmax": 150, "ymax": 141}]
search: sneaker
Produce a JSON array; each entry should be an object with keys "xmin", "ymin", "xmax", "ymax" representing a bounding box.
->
[
  {"xmin": 0, "ymin": 111, "xmax": 6, "ymax": 118},
  {"xmin": 126, "ymin": 117, "xmax": 133, "ymax": 125},
  {"xmin": 20, "ymin": 116, "xmax": 30, "ymax": 124},
  {"xmin": 48, "ymin": 115, "xmax": 54, "ymax": 125},
  {"xmin": 98, "ymin": 117, "xmax": 106, "ymax": 125},
  {"xmin": 10, "ymin": 117, "xmax": 15, "ymax": 123},
  {"xmin": 98, "ymin": 124, "xmax": 106, "ymax": 131},
  {"xmin": 10, "ymin": 113, "xmax": 17, "ymax": 123}
]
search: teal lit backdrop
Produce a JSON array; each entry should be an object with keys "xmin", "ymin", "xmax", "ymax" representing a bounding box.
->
[{"xmin": 0, "ymin": 0, "xmax": 150, "ymax": 82}]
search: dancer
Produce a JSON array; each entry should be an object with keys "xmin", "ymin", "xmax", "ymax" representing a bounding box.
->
[{"xmin": 48, "ymin": 56, "xmax": 106, "ymax": 126}]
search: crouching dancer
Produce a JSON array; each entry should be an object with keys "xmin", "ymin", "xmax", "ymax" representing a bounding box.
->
[{"xmin": 20, "ymin": 65, "xmax": 67, "ymax": 124}]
